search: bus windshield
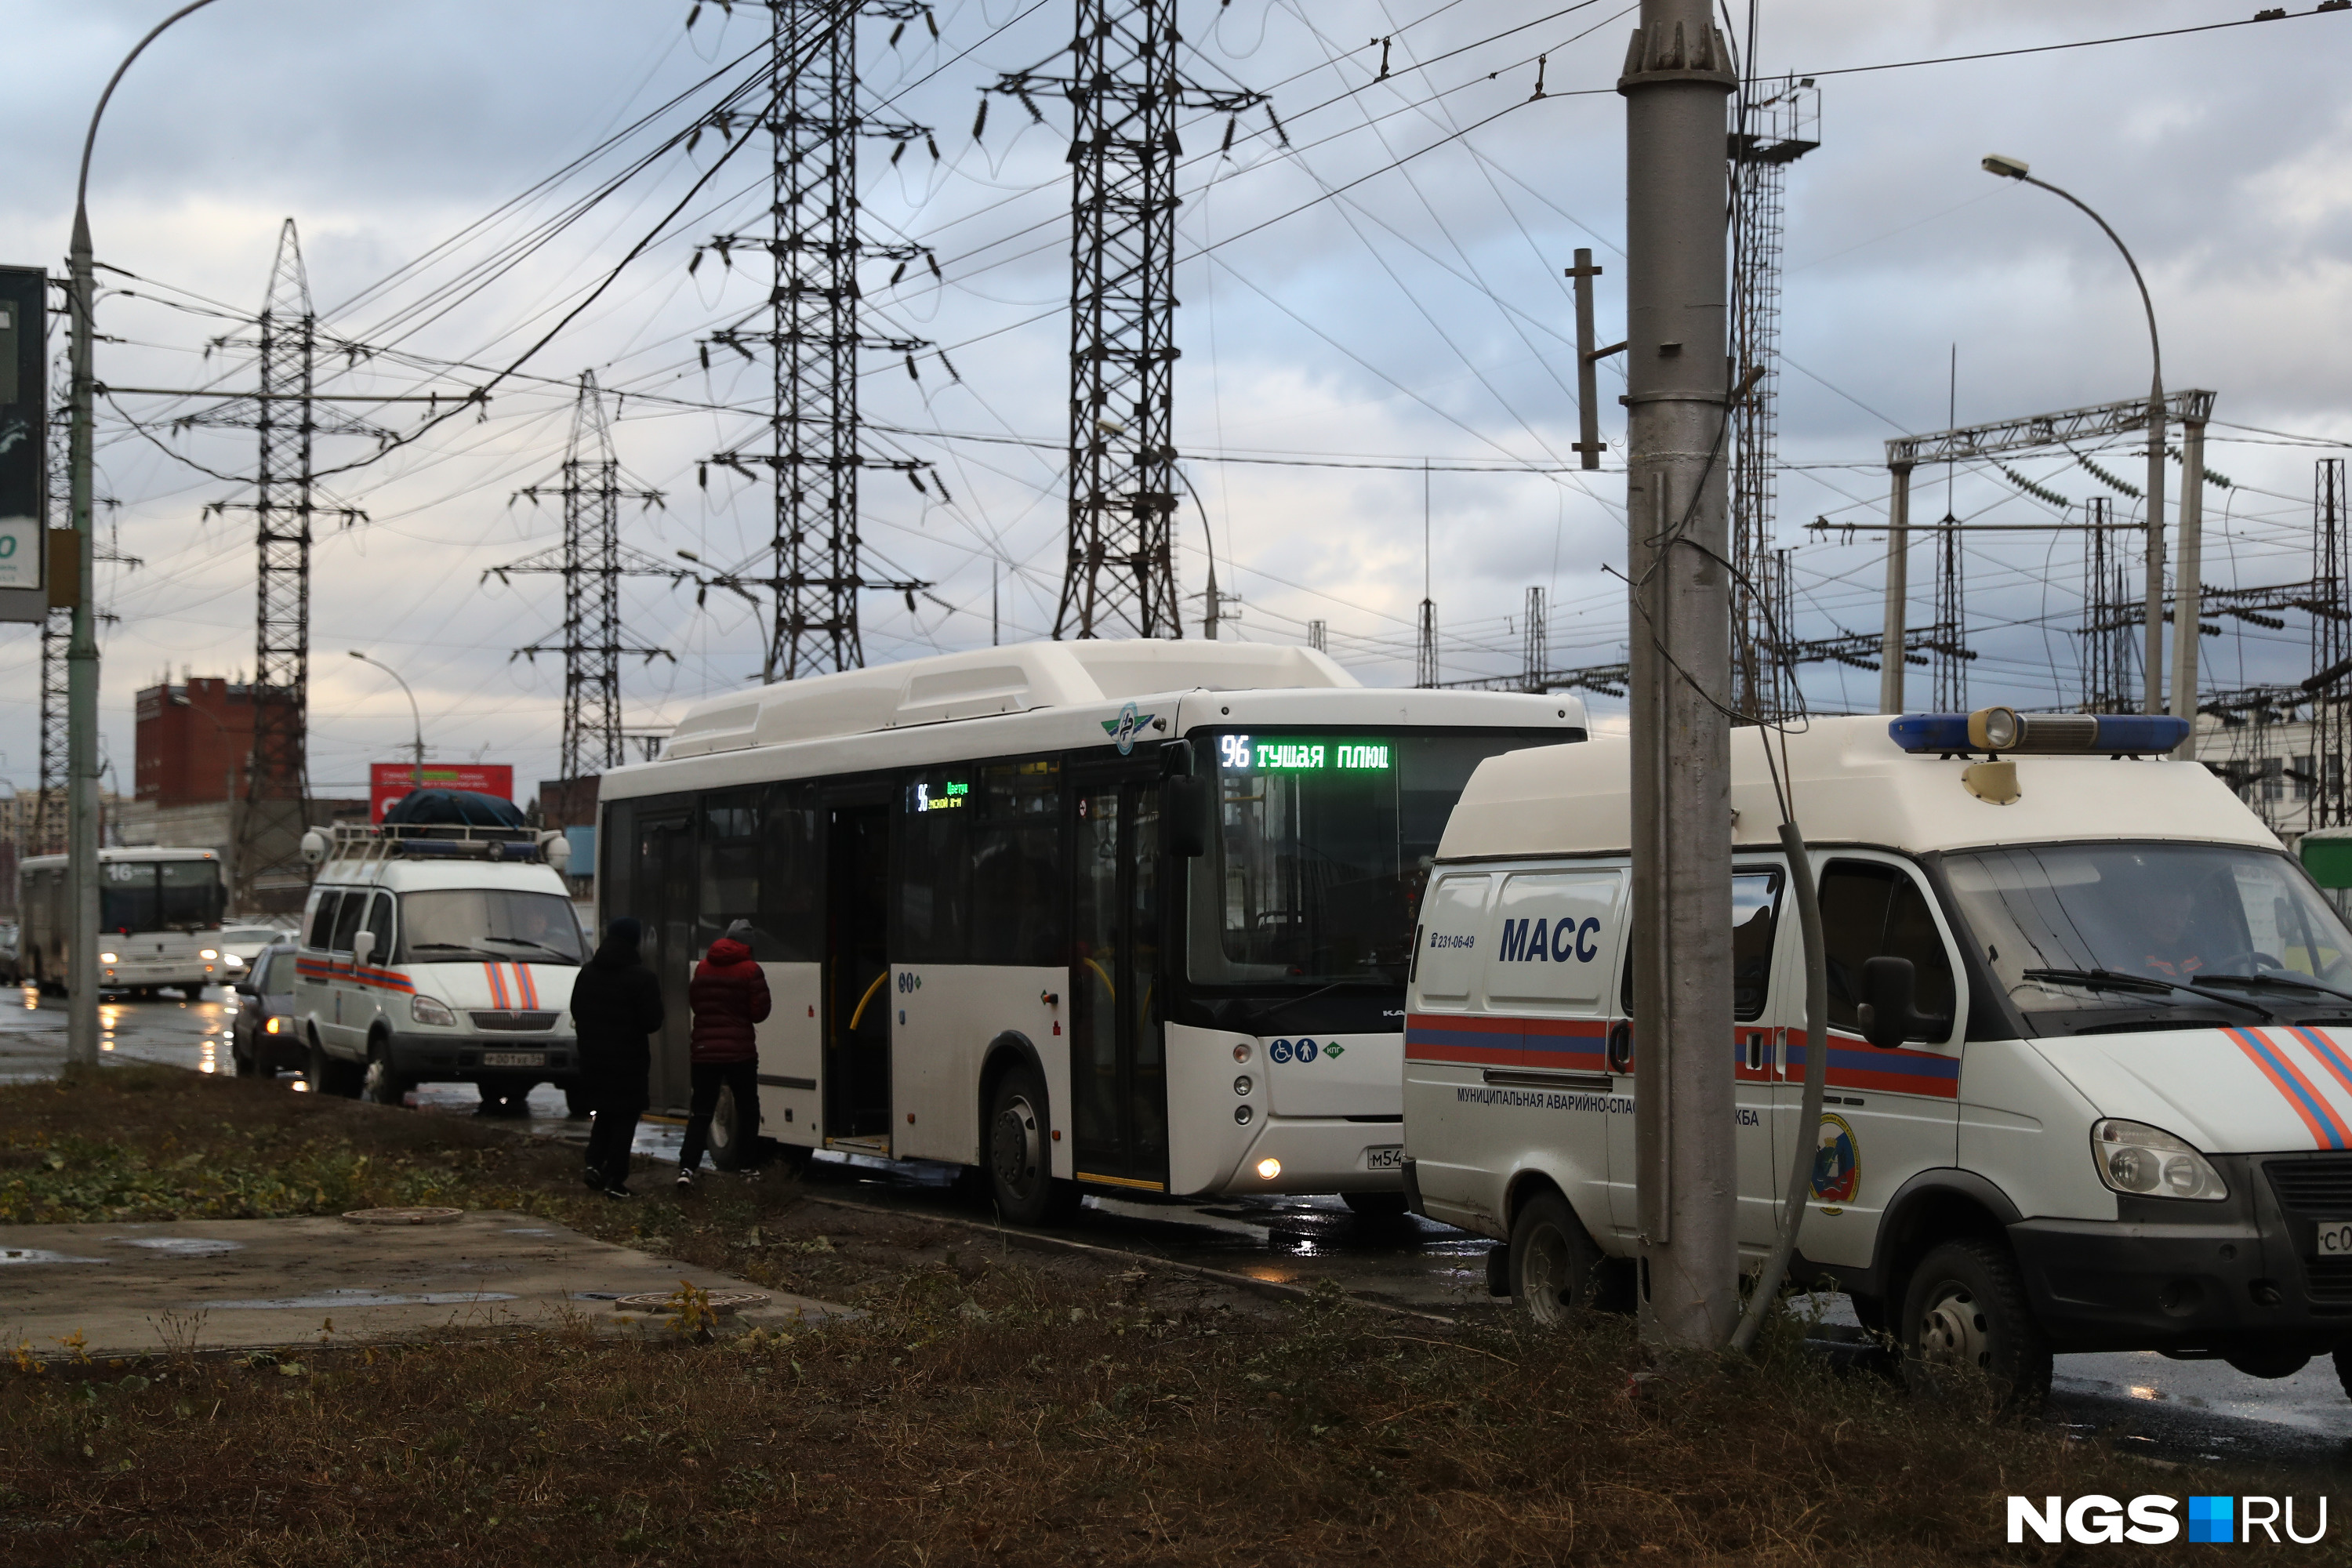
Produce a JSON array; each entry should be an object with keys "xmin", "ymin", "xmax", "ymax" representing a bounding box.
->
[
  {"xmin": 100, "ymin": 860, "xmax": 224, "ymax": 934},
  {"xmin": 1942, "ymin": 840, "xmax": 2352, "ymax": 1019},
  {"xmin": 397, "ymin": 889, "xmax": 583, "ymax": 966},
  {"xmin": 1189, "ymin": 731, "xmax": 1560, "ymax": 987}
]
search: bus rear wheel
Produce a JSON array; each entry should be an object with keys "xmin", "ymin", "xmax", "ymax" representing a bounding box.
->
[
  {"xmin": 708, "ymin": 1082, "xmax": 756, "ymax": 1171},
  {"xmin": 985, "ymin": 1062, "xmax": 1074, "ymax": 1226}
]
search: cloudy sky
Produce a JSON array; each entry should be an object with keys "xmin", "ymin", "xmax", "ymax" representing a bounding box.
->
[{"xmin": 8, "ymin": 0, "xmax": 2351, "ymax": 800}]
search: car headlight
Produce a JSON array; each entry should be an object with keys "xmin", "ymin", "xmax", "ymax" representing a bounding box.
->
[
  {"xmin": 265, "ymin": 1017, "xmax": 281, "ymax": 1035},
  {"xmin": 223, "ymin": 953, "xmax": 244, "ymax": 967},
  {"xmin": 2092, "ymin": 1119, "xmax": 2229, "ymax": 1201},
  {"xmin": 200, "ymin": 949, "xmax": 218, "ymax": 960},
  {"xmin": 99, "ymin": 952, "xmax": 118, "ymax": 964},
  {"xmin": 410, "ymin": 994, "xmax": 457, "ymax": 1027}
]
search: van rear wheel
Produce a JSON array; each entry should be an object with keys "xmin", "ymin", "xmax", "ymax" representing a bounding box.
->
[{"xmin": 1508, "ymin": 1189, "xmax": 1607, "ymax": 1327}]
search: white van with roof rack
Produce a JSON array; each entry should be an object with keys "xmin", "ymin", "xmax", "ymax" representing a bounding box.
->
[
  {"xmin": 292, "ymin": 819, "xmax": 582, "ymax": 1109},
  {"xmin": 1403, "ymin": 708, "xmax": 2352, "ymax": 1403}
]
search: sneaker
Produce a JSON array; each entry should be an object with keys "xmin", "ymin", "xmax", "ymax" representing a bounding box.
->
[
  {"xmin": 604, "ymin": 1184, "xmax": 635, "ymax": 1200},
  {"xmin": 675, "ymin": 1167, "xmax": 695, "ymax": 1190},
  {"xmin": 583, "ymin": 1168, "xmax": 604, "ymax": 1193}
]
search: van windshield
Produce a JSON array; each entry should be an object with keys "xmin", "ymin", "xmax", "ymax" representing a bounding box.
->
[
  {"xmin": 397, "ymin": 890, "xmax": 583, "ymax": 966},
  {"xmin": 1942, "ymin": 841, "xmax": 2352, "ymax": 1018},
  {"xmin": 1189, "ymin": 730, "xmax": 1565, "ymax": 987}
]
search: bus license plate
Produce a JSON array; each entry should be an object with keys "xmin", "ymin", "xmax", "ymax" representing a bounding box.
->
[
  {"xmin": 1363, "ymin": 1145, "xmax": 1404, "ymax": 1171},
  {"xmin": 481, "ymin": 1052, "xmax": 545, "ymax": 1069},
  {"xmin": 2320, "ymin": 1222, "xmax": 2352, "ymax": 1257}
]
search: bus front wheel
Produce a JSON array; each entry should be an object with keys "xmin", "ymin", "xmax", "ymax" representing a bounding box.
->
[{"xmin": 985, "ymin": 1062, "xmax": 1075, "ymax": 1226}]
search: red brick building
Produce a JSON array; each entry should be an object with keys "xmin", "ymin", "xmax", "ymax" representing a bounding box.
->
[{"xmin": 134, "ymin": 679, "xmax": 257, "ymax": 808}]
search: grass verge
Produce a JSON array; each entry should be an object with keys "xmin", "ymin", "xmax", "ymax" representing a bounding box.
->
[{"xmin": 0, "ymin": 1068, "xmax": 2299, "ymax": 1564}]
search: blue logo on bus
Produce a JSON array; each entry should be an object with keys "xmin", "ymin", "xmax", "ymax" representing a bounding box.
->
[
  {"xmin": 1269, "ymin": 1039, "xmax": 1294, "ymax": 1063},
  {"xmin": 1295, "ymin": 1039, "xmax": 1319, "ymax": 1062},
  {"xmin": 1101, "ymin": 702, "xmax": 1155, "ymax": 756}
]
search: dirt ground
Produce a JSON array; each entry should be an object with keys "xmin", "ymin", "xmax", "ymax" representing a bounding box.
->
[{"xmin": 0, "ymin": 1069, "xmax": 2318, "ymax": 1565}]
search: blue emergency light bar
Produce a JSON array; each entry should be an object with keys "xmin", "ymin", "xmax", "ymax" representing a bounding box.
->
[{"xmin": 1889, "ymin": 709, "xmax": 2191, "ymax": 757}]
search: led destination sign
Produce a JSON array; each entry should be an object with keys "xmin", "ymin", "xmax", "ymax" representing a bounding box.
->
[{"xmin": 1216, "ymin": 735, "xmax": 1392, "ymax": 772}]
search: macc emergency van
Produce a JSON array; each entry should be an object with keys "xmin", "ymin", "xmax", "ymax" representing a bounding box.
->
[
  {"xmin": 1404, "ymin": 710, "xmax": 2352, "ymax": 1399},
  {"xmin": 292, "ymin": 820, "xmax": 583, "ymax": 1107}
]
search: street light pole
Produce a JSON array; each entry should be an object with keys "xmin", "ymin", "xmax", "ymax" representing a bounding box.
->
[
  {"xmin": 1621, "ymin": 0, "xmax": 1739, "ymax": 1350},
  {"xmin": 1982, "ymin": 155, "xmax": 2166, "ymax": 717},
  {"xmin": 349, "ymin": 651, "xmax": 425, "ymax": 792},
  {"xmin": 66, "ymin": 0, "xmax": 229, "ymax": 1068}
]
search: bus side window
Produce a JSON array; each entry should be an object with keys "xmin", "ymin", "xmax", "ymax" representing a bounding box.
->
[
  {"xmin": 306, "ymin": 891, "xmax": 343, "ymax": 952},
  {"xmin": 331, "ymin": 891, "xmax": 367, "ymax": 955},
  {"xmin": 1818, "ymin": 860, "xmax": 1955, "ymax": 1035},
  {"xmin": 700, "ymin": 791, "xmax": 762, "ymax": 950},
  {"xmin": 899, "ymin": 769, "xmax": 973, "ymax": 963},
  {"xmin": 758, "ymin": 782, "xmax": 823, "ymax": 961},
  {"xmin": 970, "ymin": 760, "xmax": 1062, "ymax": 966}
]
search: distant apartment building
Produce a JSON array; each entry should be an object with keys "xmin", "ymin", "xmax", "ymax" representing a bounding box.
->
[{"xmin": 115, "ymin": 677, "xmax": 260, "ymax": 862}]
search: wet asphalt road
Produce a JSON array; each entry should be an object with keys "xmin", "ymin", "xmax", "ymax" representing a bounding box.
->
[{"xmin": 12, "ymin": 985, "xmax": 2352, "ymax": 1471}]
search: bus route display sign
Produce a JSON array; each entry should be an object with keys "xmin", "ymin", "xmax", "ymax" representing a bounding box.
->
[{"xmin": 1214, "ymin": 735, "xmax": 1393, "ymax": 772}]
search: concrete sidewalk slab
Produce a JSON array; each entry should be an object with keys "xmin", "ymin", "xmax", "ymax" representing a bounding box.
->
[{"xmin": 0, "ymin": 1210, "xmax": 849, "ymax": 1359}]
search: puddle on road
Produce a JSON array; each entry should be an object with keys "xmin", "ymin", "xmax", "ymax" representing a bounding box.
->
[
  {"xmin": 190, "ymin": 1290, "xmax": 520, "ymax": 1310},
  {"xmin": 110, "ymin": 1237, "xmax": 242, "ymax": 1256},
  {"xmin": 0, "ymin": 1247, "xmax": 107, "ymax": 1265}
]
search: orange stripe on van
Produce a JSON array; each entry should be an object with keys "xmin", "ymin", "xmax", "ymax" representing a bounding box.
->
[{"xmin": 2227, "ymin": 1026, "xmax": 2351, "ymax": 1150}]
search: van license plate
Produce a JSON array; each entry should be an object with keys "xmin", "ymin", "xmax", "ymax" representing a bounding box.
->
[
  {"xmin": 2319, "ymin": 1222, "xmax": 2352, "ymax": 1256},
  {"xmin": 1363, "ymin": 1145, "xmax": 1405, "ymax": 1171},
  {"xmin": 481, "ymin": 1052, "xmax": 545, "ymax": 1069}
]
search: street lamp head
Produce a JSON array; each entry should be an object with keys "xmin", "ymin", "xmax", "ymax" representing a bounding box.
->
[
  {"xmin": 1982, "ymin": 153, "xmax": 2031, "ymax": 180},
  {"xmin": 347, "ymin": 649, "xmax": 368, "ymax": 662}
]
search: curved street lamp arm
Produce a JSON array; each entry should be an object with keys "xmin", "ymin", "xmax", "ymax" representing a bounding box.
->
[
  {"xmin": 2017, "ymin": 172, "xmax": 2162, "ymax": 396},
  {"xmin": 78, "ymin": 0, "xmax": 228, "ymax": 212}
]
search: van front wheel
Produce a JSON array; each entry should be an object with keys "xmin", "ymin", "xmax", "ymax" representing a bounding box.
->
[
  {"xmin": 1900, "ymin": 1238, "xmax": 2051, "ymax": 1410},
  {"xmin": 1508, "ymin": 1189, "xmax": 1606, "ymax": 1328}
]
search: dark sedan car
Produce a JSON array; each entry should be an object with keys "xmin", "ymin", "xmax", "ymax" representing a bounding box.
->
[{"xmin": 230, "ymin": 942, "xmax": 303, "ymax": 1077}]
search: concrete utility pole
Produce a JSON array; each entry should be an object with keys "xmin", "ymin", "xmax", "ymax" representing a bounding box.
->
[{"xmin": 1620, "ymin": 0, "xmax": 1738, "ymax": 1348}]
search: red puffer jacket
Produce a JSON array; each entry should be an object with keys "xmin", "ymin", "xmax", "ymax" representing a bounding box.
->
[{"xmin": 688, "ymin": 937, "xmax": 771, "ymax": 1064}]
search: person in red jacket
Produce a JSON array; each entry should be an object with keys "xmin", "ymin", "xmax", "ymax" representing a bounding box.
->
[{"xmin": 678, "ymin": 919, "xmax": 772, "ymax": 1189}]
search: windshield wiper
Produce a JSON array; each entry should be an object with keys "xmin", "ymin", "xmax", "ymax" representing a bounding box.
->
[
  {"xmin": 2198, "ymin": 971, "xmax": 2352, "ymax": 1008},
  {"xmin": 482, "ymin": 937, "xmax": 575, "ymax": 961},
  {"xmin": 407, "ymin": 942, "xmax": 497, "ymax": 960},
  {"xmin": 2022, "ymin": 967, "xmax": 2274, "ymax": 1022}
]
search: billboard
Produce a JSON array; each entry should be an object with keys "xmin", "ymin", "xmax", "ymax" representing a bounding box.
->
[
  {"xmin": 0, "ymin": 266, "xmax": 49, "ymax": 624},
  {"xmin": 370, "ymin": 762, "xmax": 515, "ymax": 823}
]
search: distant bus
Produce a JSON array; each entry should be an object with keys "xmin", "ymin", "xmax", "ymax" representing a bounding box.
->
[
  {"xmin": 18, "ymin": 848, "xmax": 230, "ymax": 998},
  {"xmin": 597, "ymin": 639, "xmax": 1586, "ymax": 1221}
]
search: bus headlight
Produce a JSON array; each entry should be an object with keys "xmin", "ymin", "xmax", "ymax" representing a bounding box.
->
[
  {"xmin": 200, "ymin": 949, "xmax": 218, "ymax": 960},
  {"xmin": 1254, "ymin": 1157, "xmax": 1281, "ymax": 1181},
  {"xmin": 410, "ymin": 994, "xmax": 457, "ymax": 1027},
  {"xmin": 1232, "ymin": 1041, "xmax": 1252, "ymax": 1063},
  {"xmin": 1233, "ymin": 1105, "xmax": 1253, "ymax": 1125},
  {"xmin": 2092, "ymin": 1119, "xmax": 2227, "ymax": 1201},
  {"xmin": 99, "ymin": 952, "xmax": 118, "ymax": 964},
  {"xmin": 1233, "ymin": 1075, "xmax": 1253, "ymax": 1096}
]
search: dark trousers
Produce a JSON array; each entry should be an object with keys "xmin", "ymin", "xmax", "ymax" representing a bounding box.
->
[
  {"xmin": 680, "ymin": 1059, "xmax": 760, "ymax": 1171},
  {"xmin": 581, "ymin": 1046, "xmax": 650, "ymax": 1189}
]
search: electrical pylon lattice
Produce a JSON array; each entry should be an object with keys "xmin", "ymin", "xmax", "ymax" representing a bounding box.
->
[
  {"xmin": 697, "ymin": 0, "xmax": 935, "ymax": 682},
  {"xmin": 1728, "ymin": 76, "xmax": 1817, "ymax": 721},
  {"xmin": 986, "ymin": 3, "xmax": 1264, "ymax": 640},
  {"xmin": 492, "ymin": 372, "xmax": 675, "ymax": 782}
]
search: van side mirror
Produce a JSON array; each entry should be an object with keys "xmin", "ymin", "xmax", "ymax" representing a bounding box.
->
[
  {"xmin": 351, "ymin": 930, "xmax": 376, "ymax": 967},
  {"xmin": 1162, "ymin": 775, "xmax": 1210, "ymax": 859},
  {"xmin": 1855, "ymin": 956, "xmax": 1947, "ymax": 1050}
]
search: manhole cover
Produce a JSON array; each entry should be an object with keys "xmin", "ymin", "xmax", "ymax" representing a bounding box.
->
[
  {"xmin": 339, "ymin": 1207, "xmax": 464, "ymax": 1226},
  {"xmin": 612, "ymin": 1290, "xmax": 771, "ymax": 1316}
]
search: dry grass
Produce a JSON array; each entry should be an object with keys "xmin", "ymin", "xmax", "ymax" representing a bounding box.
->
[{"xmin": 0, "ymin": 1069, "xmax": 2302, "ymax": 1565}]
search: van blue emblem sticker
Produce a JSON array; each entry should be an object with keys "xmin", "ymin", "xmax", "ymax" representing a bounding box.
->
[
  {"xmin": 1811, "ymin": 1113, "xmax": 1860, "ymax": 1209},
  {"xmin": 1102, "ymin": 702, "xmax": 1154, "ymax": 756}
]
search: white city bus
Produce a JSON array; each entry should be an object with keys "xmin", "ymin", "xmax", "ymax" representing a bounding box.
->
[
  {"xmin": 597, "ymin": 639, "xmax": 1584, "ymax": 1222},
  {"xmin": 18, "ymin": 847, "xmax": 230, "ymax": 997}
]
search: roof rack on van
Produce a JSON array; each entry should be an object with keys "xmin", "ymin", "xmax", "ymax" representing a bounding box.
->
[{"xmin": 300, "ymin": 821, "xmax": 561, "ymax": 869}]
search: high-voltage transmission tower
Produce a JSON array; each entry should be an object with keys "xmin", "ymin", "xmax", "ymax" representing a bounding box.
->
[
  {"xmin": 185, "ymin": 221, "xmax": 373, "ymax": 911},
  {"xmin": 35, "ymin": 351, "xmax": 132, "ymax": 858},
  {"xmin": 2313, "ymin": 458, "xmax": 2350, "ymax": 826},
  {"xmin": 697, "ymin": 0, "xmax": 935, "ymax": 682},
  {"xmin": 984, "ymin": 3, "xmax": 1265, "ymax": 639},
  {"xmin": 1726, "ymin": 76, "xmax": 1817, "ymax": 720},
  {"xmin": 490, "ymin": 373, "xmax": 677, "ymax": 782},
  {"xmin": 2078, "ymin": 495, "xmax": 2138, "ymax": 712}
]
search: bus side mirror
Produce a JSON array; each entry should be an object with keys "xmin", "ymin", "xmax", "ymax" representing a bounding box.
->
[
  {"xmin": 1855, "ymin": 956, "xmax": 1946, "ymax": 1050},
  {"xmin": 1162, "ymin": 776, "xmax": 1210, "ymax": 859}
]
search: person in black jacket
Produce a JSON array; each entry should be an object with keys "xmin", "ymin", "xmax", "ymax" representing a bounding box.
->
[{"xmin": 568, "ymin": 916, "xmax": 666, "ymax": 1197}]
